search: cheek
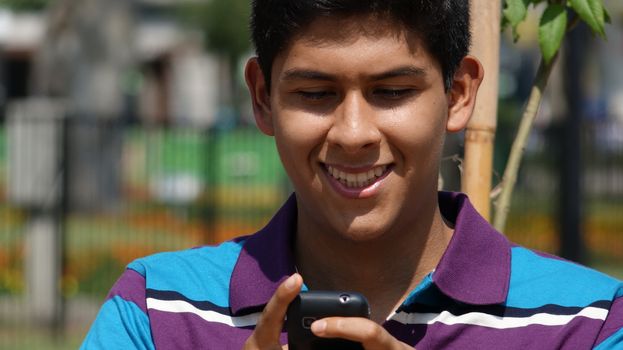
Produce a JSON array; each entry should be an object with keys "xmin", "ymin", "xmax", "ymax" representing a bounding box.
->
[
  {"xmin": 382, "ymin": 99, "xmax": 448, "ymax": 152},
  {"xmin": 276, "ymin": 116, "xmax": 328, "ymax": 151},
  {"xmin": 272, "ymin": 95, "xmax": 331, "ymax": 149},
  {"xmin": 273, "ymin": 111, "xmax": 331, "ymax": 175}
]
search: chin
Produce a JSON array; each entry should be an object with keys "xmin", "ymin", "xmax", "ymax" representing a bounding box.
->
[{"xmin": 335, "ymin": 221, "xmax": 390, "ymax": 243}]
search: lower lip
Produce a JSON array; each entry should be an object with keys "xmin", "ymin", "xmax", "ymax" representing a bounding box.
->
[{"xmin": 323, "ymin": 166, "xmax": 391, "ymax": 199}]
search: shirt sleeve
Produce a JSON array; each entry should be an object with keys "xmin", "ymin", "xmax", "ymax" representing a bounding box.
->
[
  {"xmin": 593, "ymin": 293, "xmax": 623, "ymax": 350},
  {"xmin": 80, "ymin": 268, "xmax": 155, "ymax": 350}
]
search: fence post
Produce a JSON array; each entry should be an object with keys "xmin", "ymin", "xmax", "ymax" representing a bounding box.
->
[
  {"xmin": 7, "ymin": 99, "xmax": 66, "ymax": 330},
  {"xmin": 203, "ymin": 127, "xmax": 218, "ymax": 244},
  {"xmin": 559, "ymin": 24, "xmax": 587, "ymax": 264}
]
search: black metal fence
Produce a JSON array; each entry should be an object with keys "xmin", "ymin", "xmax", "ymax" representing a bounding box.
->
[{"xmin": 0, "ymin": 110, "xmax": 289, "ymax": 349}]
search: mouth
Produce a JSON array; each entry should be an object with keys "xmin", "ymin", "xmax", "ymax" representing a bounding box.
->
[
  {"xmin": 321, "ymin": 163, "xmax": 392, "ymax": 199},
  {"xmin": 325, "ymin": 164, "xmax": 390, "ymax": 189}
]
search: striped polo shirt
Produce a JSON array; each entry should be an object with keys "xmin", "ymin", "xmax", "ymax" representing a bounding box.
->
[{"xmin": 81, "ymin": 192, "xmax": 623, "ymax": 349}]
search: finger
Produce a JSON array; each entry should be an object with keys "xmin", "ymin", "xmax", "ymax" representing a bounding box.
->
[
  {"xmin": 247, "ymin": 273, "xmax": 302, "ymax": 347},
  {"xmin": 311, "ymin": 317, "xmax": 412, "ymax": 350}
]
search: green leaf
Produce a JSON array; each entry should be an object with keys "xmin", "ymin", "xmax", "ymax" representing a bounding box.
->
[
  {"xmin": 502, "ymin": 0, "xmax": 532, "ymax": 41},
  {"xmin": 538, "ymin": 4, "xmax": 567, "ymax": 65},
  {"xmin": 503, "ymin": 0, "xmax": 530, "ymax": 27},
  {"xmin": 569, "ymin": 0, "xmax": 606, "ymax": 37},
  {"xmin": 604, "ymin": 7, "xmax": 611, "ymax": 24}
]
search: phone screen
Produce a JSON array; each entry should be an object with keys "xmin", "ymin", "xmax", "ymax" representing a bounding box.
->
[{"xmin": 286, "ymin": 291, "xmax": 370, "ymax": 350}]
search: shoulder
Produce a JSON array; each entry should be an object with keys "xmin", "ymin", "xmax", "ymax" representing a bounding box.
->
[
  {"xmin": 129, "ymin": 238, "xmax": 248, "ymax": 277},
  {"xmin": 123, "ymin": 237, "xmax": 249, "ymax": 306},
  {"xmin": 507, "ymin": 245, "xmax": 623, "ymax": 308}
]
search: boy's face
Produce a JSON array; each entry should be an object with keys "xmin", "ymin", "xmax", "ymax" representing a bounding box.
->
[{"xmin": 246, "ymin": 15, "xmax": 481, "ymax": 241}]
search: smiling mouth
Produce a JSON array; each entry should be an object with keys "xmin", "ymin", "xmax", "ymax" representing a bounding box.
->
[{"xmin": 325, "ymin": 164, "xmax": 389, "ymax": 189}]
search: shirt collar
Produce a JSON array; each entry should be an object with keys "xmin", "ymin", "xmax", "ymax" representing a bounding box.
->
[
  {"xmin": 229, "ymin": 192, "xmax": 511, "ymax": 314},
  {"xmin": 433, "ymin": 192, "xmax": 511, "ymax": 305},
  {"xmin": 229, "ymin": 194, "xmax": 298, "ymax": 315}
]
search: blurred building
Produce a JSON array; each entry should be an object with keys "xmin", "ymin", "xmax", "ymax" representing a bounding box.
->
[{"xmin": 0, "ymin": 0, "xmax": 221, "ymax": 128}]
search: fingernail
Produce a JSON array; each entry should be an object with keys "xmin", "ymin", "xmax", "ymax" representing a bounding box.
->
[
  {"xmin": 311, "ymin": 320, "xmax": 326, "ymax": 334},
  {"xmin": 285, "ymin": 274, "xmax": 298, "ymax": 290}
]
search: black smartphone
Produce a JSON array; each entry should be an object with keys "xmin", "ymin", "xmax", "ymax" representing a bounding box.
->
[{"xmin": 286, "ymin": 291, "xmax": 370, "ymax": 350}]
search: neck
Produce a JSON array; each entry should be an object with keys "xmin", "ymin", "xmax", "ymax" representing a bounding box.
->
[{"xmin": 294, "ymin": 201, "xmax": 453, "ymax": 324}]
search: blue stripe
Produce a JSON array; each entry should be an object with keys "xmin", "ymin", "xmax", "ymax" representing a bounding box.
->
[
  {"xmin": 80, "ymin": 296, "xmax": 154, "ymax": 350},
  {"xmin": 128, "ymin": 240, "xmax": 245, "ymax": 307},
  {"xmin": 402, "ymin": 273, "xmax": 435, "ymax": 307},
  {"xmin": 507, "ymin": 247, "xmax": 622, "ymax": 308},
  {"xmin": 594, "ymin": 327, "xmax": 623, "ymax": 349}
]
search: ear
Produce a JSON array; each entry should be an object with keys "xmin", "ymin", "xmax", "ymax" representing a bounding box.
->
[
  {"xmin": 244, "ymin": 57, "xmax": 274, "ymax": 136},
  {"xmin": 446, "ymin": 55, "xmax": 484, "ymax": 133}
]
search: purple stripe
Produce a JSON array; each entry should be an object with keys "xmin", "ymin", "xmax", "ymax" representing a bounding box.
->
[
  {"xmin": 384, "ymin": 316, "xmax": 604, "ymax": 349},
  {"xmin": 595, "ymin": 296, "xmax": 623, "ymax": 345},
  {"xmin": 148, "ymin": 309, "xmax": 287, "ymax": 349},
  {"xmin": 106, "ymin": 268, "xmax": 147, "ymax": 314}
]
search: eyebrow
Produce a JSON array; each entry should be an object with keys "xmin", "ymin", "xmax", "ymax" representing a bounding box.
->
[
  {"xmin": 280, "ymin": 66, "xmax": 427, "ymax": 82},
  {"xmin": 369, "ymin": 66, "xmax": 427, "ymax": 81},
  {"xmin": 281, "ymin": 69, "xmax": 336, "ymax": 82}
]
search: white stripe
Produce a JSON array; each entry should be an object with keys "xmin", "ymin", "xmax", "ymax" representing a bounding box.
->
[
  {"xmin": 146, "ymin": 298, "xmax": 261, "ymax": 327},
  {"xmin": 389, "ymin": 307, "xmax": 608, "ymax": 329}
]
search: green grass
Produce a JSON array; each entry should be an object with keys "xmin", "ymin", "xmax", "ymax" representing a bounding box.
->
[{"xmin": 0, "ymin": 327, "xmax": 84, "ymax": 350}]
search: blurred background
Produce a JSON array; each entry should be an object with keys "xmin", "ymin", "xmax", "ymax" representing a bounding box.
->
[{"xmin": 0, "ymin": 0, "xmax": 621, "ymax": 348}]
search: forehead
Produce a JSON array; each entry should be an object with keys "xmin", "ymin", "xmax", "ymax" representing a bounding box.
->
[
  {"xmin": 291, "ymin": 14, "xmax": 424, "ymax": 56},
  {"xmin": 270, "ymin": 14, "xmax": 440, "ymax": 83}
]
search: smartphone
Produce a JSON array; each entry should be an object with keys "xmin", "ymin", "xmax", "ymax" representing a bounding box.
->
[{"xmin": 286, "ymin": 291, "xmax": 370, "ymax": 350}]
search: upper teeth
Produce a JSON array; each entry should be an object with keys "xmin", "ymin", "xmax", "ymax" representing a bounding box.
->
[{"xmin": 326, "ymin": 165, "xmax": 387, "ymax": 188}]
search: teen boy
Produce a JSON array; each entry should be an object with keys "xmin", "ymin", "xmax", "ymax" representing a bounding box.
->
[{"xmin": 81, "ymin": 1, "xmax": 623, "ymax": 348}]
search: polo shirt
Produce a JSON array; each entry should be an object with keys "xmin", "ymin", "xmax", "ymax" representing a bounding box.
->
[{"xmin": 80, "ymin": 192, "xmax": 623, "ymax": 349}]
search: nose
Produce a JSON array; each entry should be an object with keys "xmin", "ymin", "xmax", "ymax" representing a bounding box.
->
[{"xmin": 326, "ymin": 91, "xmax": 382, "ymax": 153}]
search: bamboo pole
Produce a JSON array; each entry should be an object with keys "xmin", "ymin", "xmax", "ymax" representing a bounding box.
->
[{"xmin": 462, "ymin": 0, "xmax": 501, "ymax": 221}]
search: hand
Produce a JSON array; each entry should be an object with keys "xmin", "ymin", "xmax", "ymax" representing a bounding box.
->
[
  {"xmin": 243, "ymin": 273, "xmax": 303, "ymax": 350},
  {"xmin": 311, "ymin": 317, "xmax": 413, "ymax": 350}
]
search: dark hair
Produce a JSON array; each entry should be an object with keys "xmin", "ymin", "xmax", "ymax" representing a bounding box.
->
[{"xmin": 250, "ymin": 0, "xmax": 471, "ymax": 90}]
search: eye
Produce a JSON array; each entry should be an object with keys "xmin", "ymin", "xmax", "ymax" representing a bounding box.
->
[
  {"xmin": 373, "ymin": 88, "xmax": 415, "ymax": 99},
  {"xmin": 297, "ymin": 90, "xmax": 336, "ymax": 101}
]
